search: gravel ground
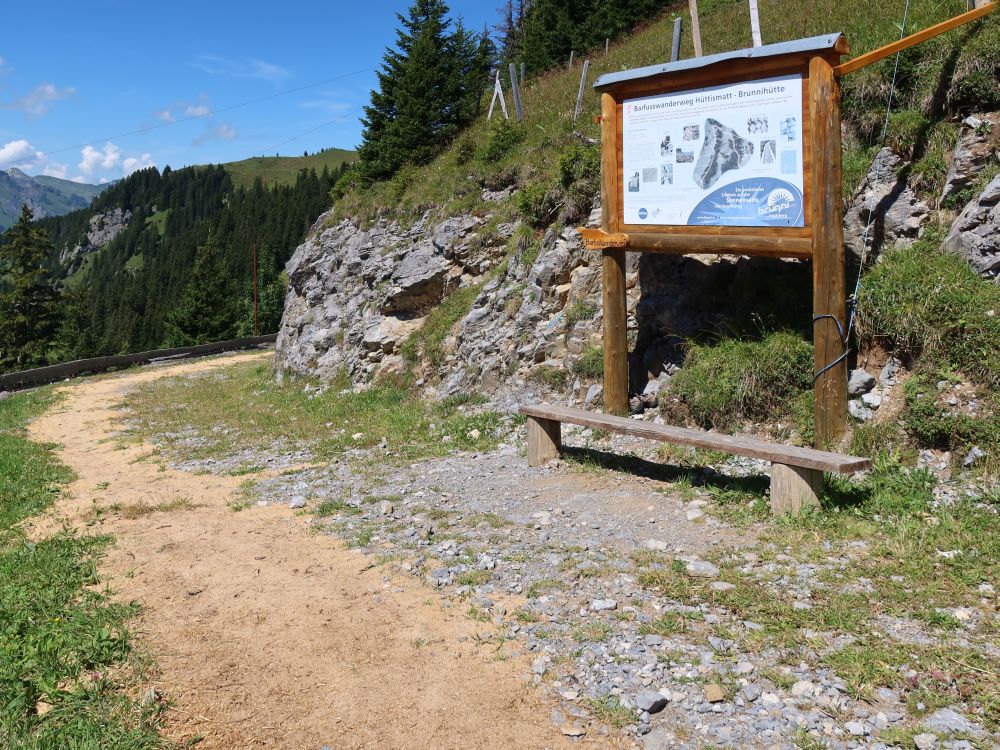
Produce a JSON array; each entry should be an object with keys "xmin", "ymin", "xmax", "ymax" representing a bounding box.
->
[{"xmin": 221, "ymin": 424, "xmax": 997, "ymax": 750}]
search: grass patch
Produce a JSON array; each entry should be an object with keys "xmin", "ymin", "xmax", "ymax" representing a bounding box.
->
[
  {"xmin": 120, "ymin": 356, "xmax": 505, "ymax": 466},
  {"xmin": 588, "ymin": 696, "xmax": 635, "ymax": 728},
  {"xmin": 400, "ymin": 284, "xmax": 482, "ymax": 370},
  {"xmin": 455, "ymin": 569, "xmax": 492, "ymax": 587},
  {"xmin": 571, "ymin": 346, "xmax": 604, "ymax": 380},
  {"xmin": 0, "ymin": 390, "xmax": 169, "ymax": 748},
  {"xmin": 572, "ymin": 621, "xmax": 612, "ymax": 643},
  {"xmin": 858, "ymin": 230, "xmax": 1000, "ymax": 388},
  {"xmin": 666, "ymin": 332, "xmax": 812, "ymax": 429}
]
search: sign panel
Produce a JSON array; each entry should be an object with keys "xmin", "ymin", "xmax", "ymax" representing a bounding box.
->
[{"xmin": 621, "ymin": 74, "xmax": 805, "ymax": 228}]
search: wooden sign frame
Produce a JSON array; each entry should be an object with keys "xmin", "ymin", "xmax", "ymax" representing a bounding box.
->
[{"xmin": 590, "ymin": 34, "xmax": 851, "ymax": 447}]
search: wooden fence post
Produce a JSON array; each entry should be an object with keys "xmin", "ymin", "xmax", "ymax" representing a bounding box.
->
[
  {"xmin": 671, "ymin": 17, "xmax": 683, "ymax": 61},
  {"xmin": 605, "ymin": 38, "xmax": 610, "ymax": 55},
  {"xmin": 568, "ymin": 50, "xmax": 575, "ymax": 69},
  {"xmin": 520, "ymin": 62, "xmax": 525, "ymax": 88},
  {"xmin": 509, "ymin": 63, "xmax": 524, "ymax": 121},
  {"xmin": 574, "ymin": 60, "xmax": 591, "ymax": 120},
  {"xmin": 809, "ymin": 57, "xmax": 848, "ymax": 448},
  {"xmin": 748, "ymin": 0, "xmax": 763, "ymax": 46},
  {"xmin": 688, "ymin": 0, "xmax": 703, "ymax": 56}
]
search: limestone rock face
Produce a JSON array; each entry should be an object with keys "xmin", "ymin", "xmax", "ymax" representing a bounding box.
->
[
  {"xmin": 58, "ymin": 207, "xmax": 132, "ymax": 274},
  {"xmin": 843, "ymin": 148, "xmax": 930, "ymax": 264},
  {"xmin": 940, "ymin": 114, "xmax": 998, "ymax": 206},
  {"xmin": 943, "ymin": 174, "xmax": 1000, "ymax": 279}
]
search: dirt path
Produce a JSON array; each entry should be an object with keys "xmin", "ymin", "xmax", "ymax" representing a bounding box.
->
[{"xmin": 27, "ymin": 354, "xmax": 573, "ymax": 750}]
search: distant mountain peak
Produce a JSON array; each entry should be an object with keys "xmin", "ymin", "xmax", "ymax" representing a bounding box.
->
[{"xmin": 0, "ymin": 169, "xmax": 106, "ymax": 233}]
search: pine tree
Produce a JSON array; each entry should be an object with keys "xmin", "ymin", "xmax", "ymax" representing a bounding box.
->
[
  {"xmin": 0, "ymin": 205, "xmax": 62, "ymax": 371},
  {"xmin": 163, "ymin": 232, "xmax": 238, "ymax": 346},
  {"xmin": 358, "ymin": 0, "xmax": 487, "ymax": 181}
]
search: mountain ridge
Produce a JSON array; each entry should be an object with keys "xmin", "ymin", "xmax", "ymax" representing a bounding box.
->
[{"xmin": 0, "ymin": 169, "xmax": 106, "ymax": 232}]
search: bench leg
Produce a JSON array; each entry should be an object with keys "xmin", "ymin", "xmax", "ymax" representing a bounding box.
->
[
  {"xmin": 527, "ymin": 416, "xmax": 561, "ymax": 466},
  {"xmin": 770, "ymin": 463, "xmax": 822, "ymax": 515}
]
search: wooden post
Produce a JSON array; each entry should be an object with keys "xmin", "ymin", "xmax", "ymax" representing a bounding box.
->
[
  {"xmin": 809, "ymin": 57, "xmax": 848, "ymax": 448},
  {"xmin": 487, "ymin": 71, "xmax": 509, "ymax": 120},
  {"xmin": 770, "ymin": 463, "xmax": 822, "ymax": 514},
  {"xmin": 688, "ymin": 0, "xmax": 703, "ymax": 57},
  {"xmin": 605, "ymin": 38, "xmax": 610, "ymax": 55},
  {"xmin": 509, "ymin": 63, "xmax": 524, "ymax": 121},
  {"xmin": 568, "ymin": 50, "xmax": 575, "ymax": 69},
  {"xmin": 574, "ymin": 60, "xmax": 590, "ymax": 120},
  {"xmin": 602, "ymin": 250, "xmax": 628, "ymax": 415},
  {"xmin": 527, "ymin": 416, "xmax": 561, "ymax": 466},
  {"xmin": 671, "ymin": 17, "xmax": 683, "ymax": 61},
  {"xmin": 748, "ymin": 0, "xmax": 763, "ymax": 46},
  {"xmin": 599, "ymin": 92, "xmax": 628, "ymax": 416},
  {"xmin": 520, "ymin": 62, "xmax": 525, "ymax": 88}
]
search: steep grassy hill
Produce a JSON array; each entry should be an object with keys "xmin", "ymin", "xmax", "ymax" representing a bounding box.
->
[
  {"xmin": 224, "ymin": 147, "xmax": 356, "ymax": 189},
  {"xmin": 333, "ymin": 0, "xmax": 997, "ymax": 223}
]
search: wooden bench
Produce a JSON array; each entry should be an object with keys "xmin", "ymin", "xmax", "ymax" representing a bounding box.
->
[{"xmin": 519, "ymin": 404, "xmax": 871, "ymax": 515}]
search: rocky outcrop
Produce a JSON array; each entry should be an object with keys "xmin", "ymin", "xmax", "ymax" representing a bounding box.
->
[
  {"xmin": 843, "ymin": 148, "xmax": 930, "ymax": 264},
  {"xmin": 941, "ymin": 114, "xmax": 998, "ymax": 206},
  {"xmin": 942, "ymin": 174, "xmax": 1000, "ymax": 278},
  {"xmin": 59, "ymin": 207, "xmax": 131, "ymax": 274},
  {"xmin": 275, "ymin": 212, "xmax": 509, "ymax": 383}
]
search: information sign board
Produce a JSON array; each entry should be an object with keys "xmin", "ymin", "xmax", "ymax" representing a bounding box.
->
[{"xmin": 620, "ymin": 74, "xmax": 804, "ymax": 227}]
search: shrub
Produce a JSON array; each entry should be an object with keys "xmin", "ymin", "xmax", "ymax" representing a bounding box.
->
[
  {"xmin": 480, "ymin": 119, "xmax": 525, "ymax": 163},
  {"xmin": 571, "ymin": 346, "xmax": 604, "ymax": 379},
  {"xmin": 668, "ymin": 332, "xmax": 813, "ymax": 429},
  {"xmin": 516, "ymin": 183, "xmax": 560, "ymax": 228},
  {"xmin": 857, "ymin": 229, "xmax": 1000, "ymax": 387}
]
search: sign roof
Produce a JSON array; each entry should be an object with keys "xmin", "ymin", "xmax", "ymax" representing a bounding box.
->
[{"xmin": 593, "ymin": 33, "xmax": 846, "ymax": 91}]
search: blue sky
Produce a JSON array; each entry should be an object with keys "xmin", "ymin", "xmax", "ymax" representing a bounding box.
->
[{"xmin": 0, "ymin": 1, "xmax": 495, "ymax": 184}]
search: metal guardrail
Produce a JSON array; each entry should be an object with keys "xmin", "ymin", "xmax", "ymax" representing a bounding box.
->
[{"xmin": 0, "ymin": 334, "xmax": 278, "ymax": 391}]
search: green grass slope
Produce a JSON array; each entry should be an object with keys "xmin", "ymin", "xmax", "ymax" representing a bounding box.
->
[
  {"xmin": 224, "ymin": 147, "xmax": 356, "ymax": 188},
  {"xmin": 334, "ymin": 0, "xmax": 997, "ymax": 223}
]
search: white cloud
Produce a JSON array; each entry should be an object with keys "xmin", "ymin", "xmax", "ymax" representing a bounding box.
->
[
  {"xmin": 0, "ymin": 138, "xmax": 44, "ymax": 167},
  {"xmin": 154, "ymin": 108, "xmax": 175, "ymax": 122},
  {"xmin": 79, "ymin": 142, "xmax": 122, "ymax": 174},
  {"xmin": 194, "ymin": 123, "xmax": 238, "ymax": 145},
  {"xmin": 3, "ymin": 83, "xmax": 75, "ymax": 116},
  {"xmin": 185, "ymin": 103, "xmax": 211, "ymax": 117},
  {"xmin": 122, "ymin": 153, "xmax": 155, "ymax": 176},
  {"xmin": 42, "ymin": 163, "xmax": 68, "ymax": 179},
  {"xmin": 194, "ymin": 55, "xmax": 289, "ymax": 81}
]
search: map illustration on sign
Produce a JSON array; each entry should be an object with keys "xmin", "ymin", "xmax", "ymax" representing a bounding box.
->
[{"xmin": 621, "ymin": 74, "xmax": 804, "ymax": 227}]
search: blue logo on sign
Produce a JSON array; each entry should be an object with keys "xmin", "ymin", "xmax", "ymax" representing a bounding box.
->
[
  {"xmin": 638, "ymin": 208, "xmax": 648, "ymax": 220},
  {"xmin": 688, "ymin": 178, "xmax": 804, "ymax": 227}
]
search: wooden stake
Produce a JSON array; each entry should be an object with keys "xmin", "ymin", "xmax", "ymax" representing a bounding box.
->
[
  {"xmin": 508, "ymin": 63, "xmax": 524, "ymax": 121},
  {"xmin": 520, "ymin": 62, "xmax": 525, "ymax": 87},
  {"xmin": 568, "ymin": 50, "xmax": 575, "ymax": 69},
  {"xmin": 748, "ymin": 0, "xmax": 763, "ymax": 46},
  {"xmin": 688, "ymin": 0, "xmax": 703, "ymax": 57},
  {"xmin": 487, "ymin": 71, "xmax": 509, "ymax": 120},
  {"xmin": 605, "ymin": 38, "xmax": 610, "ymax": 55},
  {"xmin": 573, "ymin": 60, "xmax": 590, "ymax": 120},
  {"xmin": 809, "ymin": 57, "xmax": 848, "ymax": 448},
  {"xmin": 671, "ymin": 17, "xmax": 683, "ymax": 61}
]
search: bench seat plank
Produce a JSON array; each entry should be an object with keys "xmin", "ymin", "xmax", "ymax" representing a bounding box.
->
[{"xmin": 519, "ymin": 404, "xmax": 870, "ymax": 474}]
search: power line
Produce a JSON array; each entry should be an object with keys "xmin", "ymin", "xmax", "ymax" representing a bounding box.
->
[
  {"xmin": 251, "ymin": 115, "xmax": 358, "ymax": 159},
  {"xmin": 0, "ymin": 65, "xmax": 375, "ymax": 171}
]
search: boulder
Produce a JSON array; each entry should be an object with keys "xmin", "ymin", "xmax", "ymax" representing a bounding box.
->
[{"xmin": 942, "ymin": 174, "xmax": 1000, "ymax": 278}]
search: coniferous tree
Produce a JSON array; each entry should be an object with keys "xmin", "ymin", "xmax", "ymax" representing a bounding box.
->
[
  {"xmin": 0, "ymin": 205, "xmax": 62, "ymax": 370},
  {"xmin": 163, "ymin": 232, "xmax": 238, "ymax": 346},
  {"xmin": 359, "ymin": 0, "xmax": 488, "ymax": 181}
]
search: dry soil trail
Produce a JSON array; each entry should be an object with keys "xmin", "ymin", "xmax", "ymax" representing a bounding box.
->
[{"xmin": 27, "ymin": 354, "xmax": 572, "ymax": 750}]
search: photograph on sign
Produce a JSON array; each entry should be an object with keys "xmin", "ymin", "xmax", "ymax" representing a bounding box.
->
[{"xmin": 621, "ymin": 74, "xmax": 804, "ymax": 227}]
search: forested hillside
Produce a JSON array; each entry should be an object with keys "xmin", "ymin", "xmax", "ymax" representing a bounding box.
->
[{"xmin": 0, "ymin": 161, "xmax": 348, "ymax": 371}]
